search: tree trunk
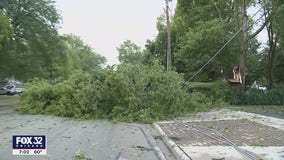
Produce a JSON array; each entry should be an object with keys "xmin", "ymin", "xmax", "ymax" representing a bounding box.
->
[
  {"xmin": 240, "ymin": 0, "xmax": 248, "ymax": 90},
  {"xmin": 265, "ymin": 0, "xmax": 277, "ymax": 89},
  {"xmin": 267, "ymin": 23, "xmax": 277, "ymax": 89},
  {"xmin": 165, "ymin": 0, "xmax": 172, "ymax": 71}
]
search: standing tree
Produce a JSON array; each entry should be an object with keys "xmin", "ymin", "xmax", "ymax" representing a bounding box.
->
[
  {"xmin": 266, "ymin": 0, "xmax": 284, "ymax": 87},
  {"xmin": 0, "ymin": 10, "xmax": 12, "ymax": 49},
  {"xmin": 240, "ymin": 0, "xmax": 248, "ymax": 89},
  {"xmin": 117, "ymin": 40, "xmax": 144, "ymax": 64},
  {"xmin": 63, "ymin": 34, "xmax": 106, "ymax": 74},
  {"xmin": 170, "ymin": 0, "xmax": 246, "ymax": 81},
  {"xmin": 248, "ymin": 0, "xmax": 284, "ymax": 87},
  {"xmin": 0, "ymin": 10, "xmax": 13, "ymax": 79},
  {"xmin": 0, "ymin": 0, "xmax": 65, "ymax": 80},
  {"xmin": 165, "ymin": 0, "xmax": 172, "ymax": 71},
  {"xmin": 144, "ymin": 15, "xmax": 168, "ymax": 66}
]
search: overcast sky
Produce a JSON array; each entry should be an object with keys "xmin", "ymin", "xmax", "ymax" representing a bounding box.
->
[
  {"xmin": 55, "ymin": 0, "xmax": 177, "ymax": 65},
  {"xmin": 54, "ymin": 1, "xmax": 267, "ymax": 65}
]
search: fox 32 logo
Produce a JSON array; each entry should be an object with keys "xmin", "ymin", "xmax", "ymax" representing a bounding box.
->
[{"xmin": 12, "ymin": 135, "xmax": 46, "ymax": 155}]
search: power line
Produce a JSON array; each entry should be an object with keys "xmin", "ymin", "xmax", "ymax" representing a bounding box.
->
[{"xmin": 173, "ymin": 119, "xmax": 262, "ymax": 160}]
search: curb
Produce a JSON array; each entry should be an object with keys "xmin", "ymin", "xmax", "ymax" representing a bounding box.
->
[
  {"xmin": 139, "ymin": 125, "xmax": 167, "ymax": 160},
  {"xmin": 153, "ymin": 123, "xmax": 191, "ymax": 160}
]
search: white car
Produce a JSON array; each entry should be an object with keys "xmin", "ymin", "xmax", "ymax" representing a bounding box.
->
[
  {"xmin": 15, "ymin": 87, "xmax": 25, "ymax": 94},
  {"xmin": 251, "ymin": 81, "xmax": 267, "ymax": 91},
  {"xmin": 0, "ymin": 85, "xmax": 16, "ymax": 95}
]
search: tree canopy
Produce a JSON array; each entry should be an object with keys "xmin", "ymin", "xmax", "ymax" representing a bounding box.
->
[
  {"xmin": 0, "ymin": 0, "xmax": 106, "ymax": 81},
  {"xmin": 145, "ymin": 0, "xmax": 283, "ymax": 86},
  {"xmin": 0, "ymin": 10, "xmax": 12, "ymax": 49},
  {"xmin": 117, "ymin": 40, "xmax": 144, "ymax": 64},
  {"xmin": 63, "ymin": 34, "xmax": 106, "ymax": 73}
]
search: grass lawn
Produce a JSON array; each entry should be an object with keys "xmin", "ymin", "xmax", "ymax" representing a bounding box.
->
[{"xmin": 0, "ymin": 96, "xmax": 20, "ymax": 107}]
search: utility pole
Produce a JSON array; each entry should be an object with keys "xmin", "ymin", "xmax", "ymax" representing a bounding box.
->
[
  {"xmin": 165, "ymin": 0, "xmax": 172, "ymax": 71},
  {"xmin": 240, "ymin": 0, "xmax": 248, "ymax": 90}
]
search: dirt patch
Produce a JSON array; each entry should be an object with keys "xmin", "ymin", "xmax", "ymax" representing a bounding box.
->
[{"xmin": 159, "ymin": 119, "xmax": 284, "ymax": 147}]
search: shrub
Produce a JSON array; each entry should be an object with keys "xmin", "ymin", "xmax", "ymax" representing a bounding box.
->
[{"xmin": 223, "ymin": 83, "xmax": 284, "ymax": 105}]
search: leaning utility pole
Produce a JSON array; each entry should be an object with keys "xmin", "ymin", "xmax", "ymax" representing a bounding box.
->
[
  {"xmin": 165, "ymin": 0, "xmax": 172, "ymax": 71},
  {"xmin": 240, "ymin": 0, "xmax": 248, "ymax": 90}
]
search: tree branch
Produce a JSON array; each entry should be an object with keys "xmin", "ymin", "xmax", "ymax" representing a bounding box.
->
[{"xmin": 248, "ymin": 12, "xmax": 273, "ymax": 40}]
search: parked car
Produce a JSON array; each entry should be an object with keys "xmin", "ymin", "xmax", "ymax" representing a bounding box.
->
[
  {"xmin": 15, "ymin": 87, "xmax": 25, "ymax": 95},
  {"xmin": 0, "ymin": 87, "xmax": 15, "ymax": 95},
  {"xmin": 0, "ymin": 84, "xmax": 25, "ymax": 95},
  {"xmin": 251, "ymin": 80, "xmax": 267, "ymax": 91}
]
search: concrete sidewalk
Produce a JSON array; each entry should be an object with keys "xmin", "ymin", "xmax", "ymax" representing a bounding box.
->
[{"xmin": 154, "ymin": 109, "xmax": 284, "ymax": 160}]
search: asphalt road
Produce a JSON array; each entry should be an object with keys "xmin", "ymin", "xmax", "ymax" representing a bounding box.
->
[{"xmin": 0, "ymin": 106, "xmax": 165, "ymax": 160}]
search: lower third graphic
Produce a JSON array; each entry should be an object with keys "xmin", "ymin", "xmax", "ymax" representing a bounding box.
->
[{"xmin": 12, "ymin": 135, "xmax": 47, "ymax": 155}]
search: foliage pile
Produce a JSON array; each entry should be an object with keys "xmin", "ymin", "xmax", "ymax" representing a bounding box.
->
[{"xmin": 18, "ymin": 64, "xmax": 222, "ymax": 123}]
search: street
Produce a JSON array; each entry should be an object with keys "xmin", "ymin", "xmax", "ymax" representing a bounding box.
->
[{"xmin": 0, "ymin": 106, "xmax": 166, "ymax": 160}]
